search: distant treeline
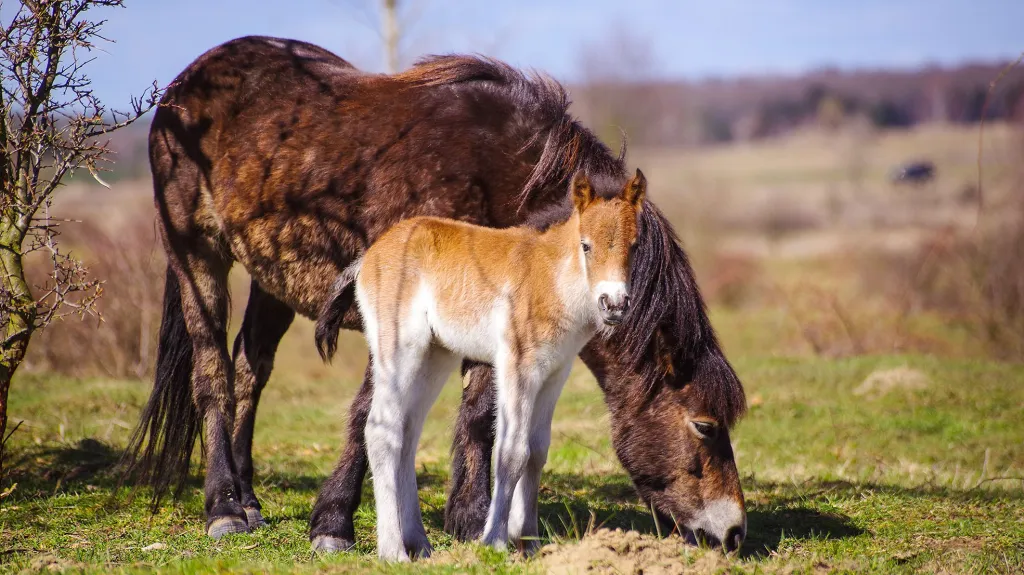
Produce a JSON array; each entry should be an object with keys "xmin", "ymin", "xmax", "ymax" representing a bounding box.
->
[
  {"xmin": 570, "ymin": 60, "xmax": 1024, "ymax": 146},
  {"xmin": 83, "ymin": 60, "xmax": 1024, "ymax": 184}
]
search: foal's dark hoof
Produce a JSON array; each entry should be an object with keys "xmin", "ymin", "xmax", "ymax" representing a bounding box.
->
[
  {"xmin": 243, "ymin": 507, "xmax": 266, "ymax": 529},
  {"xmin": 207, "ymin": 516, "xmax": 249, "ymax": 539},
  {"xmin": 311, "ymin": 535, "xmax": 355, "ymax": 553}
]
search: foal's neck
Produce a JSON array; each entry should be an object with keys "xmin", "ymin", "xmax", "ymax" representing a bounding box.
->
[{"xmin": 534, "ymin": 210, "xmax": 581, "ymax": 250}]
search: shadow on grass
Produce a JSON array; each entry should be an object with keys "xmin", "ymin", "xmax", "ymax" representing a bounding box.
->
[
  {"xmin": 7, "ymin": 440, "xmax": 1022, "ymax": 561},
  {"xmin": 6, "ymin": 438, "xmax": 123, "ymax": 489},
  {"xmin": 526, "ymin": 473, "xmax": 865, "ymax": 558},
  {"xmin": 743, "ymin": 506, "xmax": 863, "ymax": 559}
]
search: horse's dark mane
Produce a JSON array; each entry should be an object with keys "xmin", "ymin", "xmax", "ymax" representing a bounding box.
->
[
  {"xmin": 396, "ymin": 54, "xmax": 626, "ymax": 206},
  {"xmin": 522, "ymin": 173, "xmax": 636, "ymax": 231},
  {"xmin": 522, "ymin": 184, "xmax": 746, "ymax": 427},
  {"xmin": 344, "ymin": 54, "xmax": 744, "ymax": 426},
  {"xmin": 620, "ymin": 206, "xmax": 747, "ymax": 427}
]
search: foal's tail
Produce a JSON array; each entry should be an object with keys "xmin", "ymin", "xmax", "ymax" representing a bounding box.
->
[
  {"xmin": 315, "ymin": 255, "xmax": 364, "ymax": 362},
  {"xmin": 120, "ymin": 267, "xmax": 201, "ymax": 510}
]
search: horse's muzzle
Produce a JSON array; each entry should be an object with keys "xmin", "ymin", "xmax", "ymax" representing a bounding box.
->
[{"xmin": 599, "ymin": 292, "xmax": 629, "ymax": 325}]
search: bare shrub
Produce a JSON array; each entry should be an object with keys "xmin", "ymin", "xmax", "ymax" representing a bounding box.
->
[
  {"xmin": 908, "ymin": 219, "xmax": 1024, "ymax": 360},
  {"xmin": 26, "ymin": 214, "xmax": 164, "ymax": 378},
  {"xmin": 697, "ymin": 252, "xmax": 762, "ymax": 310}
]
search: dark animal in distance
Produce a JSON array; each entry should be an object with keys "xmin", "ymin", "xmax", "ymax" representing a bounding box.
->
[
  {"xmin": 890, "ymin": 160, "xmax": 936, "ymax": 184},
  {"xmin": 121, "ymin": 35, "xmax": 748, "ymax": 555}
]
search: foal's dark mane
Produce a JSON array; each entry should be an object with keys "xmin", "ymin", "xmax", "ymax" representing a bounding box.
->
[{"xmin": 321, "ymin": 54, "xmax": 746, "ymax": 427}]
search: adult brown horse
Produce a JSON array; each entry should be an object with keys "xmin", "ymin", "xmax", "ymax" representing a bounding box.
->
[{"xmin": 122, "ymin": 36, "xmax": 748, "ymax": 554}]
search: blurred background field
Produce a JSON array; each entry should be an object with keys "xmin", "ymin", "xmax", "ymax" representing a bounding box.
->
[
  {"xmin": 26, "ymin": 118, "xmax": 1024, "ymax": 377},
  {"xmin": 4, "ymin": 1, "xmax": 1024, "ymax": 573}
]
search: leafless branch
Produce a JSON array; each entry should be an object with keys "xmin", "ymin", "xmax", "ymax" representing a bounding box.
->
[{"xmin": 1, "ymin": 0, "xmax": 163, "ymax": 360}]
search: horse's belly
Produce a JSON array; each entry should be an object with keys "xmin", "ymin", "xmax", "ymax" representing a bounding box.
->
[
  {"xmin": 228, "ymin": 234, "xmax": 346, "ymax": 320},
  {"xmin": 225, "ymin": 214, "xmax": 361, "ymax": 320}
]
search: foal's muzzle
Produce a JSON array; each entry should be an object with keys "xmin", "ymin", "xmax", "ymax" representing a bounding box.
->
[{"xmin": 598, "ymin": 292, "xmax": 630, "ymax": 325}]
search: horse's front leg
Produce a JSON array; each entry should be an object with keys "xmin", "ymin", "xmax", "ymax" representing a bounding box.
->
[
  {"xmin": 444, "ymin": 360, "xmax": 496, "ymax": 540},
  {"xmin": 508, "ymin": 361, "xmax": 572, "ymax": 553},
  {"xmin": 480, "ymin": 358, "xmax": 542, "ymax": 551},
  {"xmin": 231, "ymin": 281, "xmax": 294, "ymax": 528},
  {"xmin": 310, "ymin": 363, "xmax": 374, "ymax": 552}
]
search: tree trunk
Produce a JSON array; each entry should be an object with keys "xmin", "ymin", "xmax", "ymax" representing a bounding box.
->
[
  {"xmin": 0, "ymin": 217, "xmax": 34, "ymax": 478},
  {"xmin": 382, "ymin": 0, "xmax": 400, "ymax": 74}
]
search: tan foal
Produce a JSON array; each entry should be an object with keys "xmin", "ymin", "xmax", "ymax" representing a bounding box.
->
[{"xmin": 341, "ymin": 170, "xmax": 644, "ymax": 561}]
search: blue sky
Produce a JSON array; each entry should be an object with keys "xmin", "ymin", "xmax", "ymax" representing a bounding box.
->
[{"xmin": 17, "ymin": 0, "xmax": 1024, "ymax": 108}]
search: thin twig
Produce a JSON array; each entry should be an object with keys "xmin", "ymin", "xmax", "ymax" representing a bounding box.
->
[{"xmin": 2, "ymin": 420, "xmax": 24, "ymax": 447}]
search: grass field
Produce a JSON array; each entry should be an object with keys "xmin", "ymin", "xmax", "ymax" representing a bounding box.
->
[
  {"xmin": 3, "ymin": 348, "xmax": 1022, "ymax": 573},
  {"xmin": 6, "ymin": 123, "xmax": 1023, "ymax": 573}
]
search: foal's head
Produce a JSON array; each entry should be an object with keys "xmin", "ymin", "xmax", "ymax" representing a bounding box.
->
[{"xmin": 572, "ymin": 169, "xmax": 646, "ymax": 326}]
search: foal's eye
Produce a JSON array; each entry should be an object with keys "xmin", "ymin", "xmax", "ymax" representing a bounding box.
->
[
  {"xmin": 690, "ymin": 420, "xmax": 718, "ymax": 439},
  {"xmin": 581, "ymin": 241, "xmax": 591, "ymax": 253}
]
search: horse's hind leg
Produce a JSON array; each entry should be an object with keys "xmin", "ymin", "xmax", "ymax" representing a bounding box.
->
[
  {"xmin": 444, "ymin": 361, "xmax": 496, "ymax": 540},
  {"xmin": 363, "ymin": 310, "xmax": 448, "ymax": 561},
  {"xmin": 231, "ymin": 280, "xmax": 295, "ymax": 528},
  {"xmin": 395, "ymin": 346, "xmax": 459, "ymax": 557},
  {"xmin": 165, "ymin": 243, "xmax": 246, "ymax": 538}
]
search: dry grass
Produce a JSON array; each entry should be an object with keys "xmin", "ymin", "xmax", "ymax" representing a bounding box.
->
[
  {"xmin": 19, "ymin": 121, "xmax": 1024, "ymax": 380},
  {"xmin": 635, "ymin": 121, "xmax": 1024, "ymax": 361}
]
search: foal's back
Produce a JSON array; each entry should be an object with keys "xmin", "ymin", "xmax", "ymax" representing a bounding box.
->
[{"xmin": 356, "ymin": 216, "xmax": 577, "ymax": 362}]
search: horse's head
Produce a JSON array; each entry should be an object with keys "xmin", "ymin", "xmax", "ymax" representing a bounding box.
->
[
  {"xmin": 579, "ymin": 203, "xmax": 748, "ymax": 554},
  {"xmin": 573, "ymin": 169, "xmax": 646, "ymax": 326}
]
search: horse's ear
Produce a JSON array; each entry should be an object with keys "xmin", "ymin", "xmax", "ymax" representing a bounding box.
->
[
  {"xmin": 625, "ymin": 168, "xmax": 646, "ymax": 208},
  {"xmin": 571, "ymin": 171, "xmax": 593, "ymax": 212}
]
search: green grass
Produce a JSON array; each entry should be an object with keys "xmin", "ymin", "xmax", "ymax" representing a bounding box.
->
[{"xmin": 3, "ymin": 354, "xmax": 1023, "ymax": 573}]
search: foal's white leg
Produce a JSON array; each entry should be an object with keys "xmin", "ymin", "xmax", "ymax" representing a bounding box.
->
[
  {"xmin": 366, "ymin": 351, "xmax": 413, "ymax": 562},
  {"xmin": 364, "ymin": 297, "xmax": 439, "ymax": 561},
  {"xmin": 508, "ymin": 361, "xmax": 572, "ymax": 553},
  {"xmin": 480, "ymin": 355, "xmax": 543, "ymax": 551},
  {"xmin": 395, "ymin": 345, "xmax": 459, "ymax": 558}
]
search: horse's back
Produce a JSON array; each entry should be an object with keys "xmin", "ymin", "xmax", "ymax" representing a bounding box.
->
[
  {"xmin": 148, "ymin": 37, "xmax": 373, "ymax": 317},
  {"xmin": 149, "ymin": 37, "xmax": 568, "ymax": 320}
]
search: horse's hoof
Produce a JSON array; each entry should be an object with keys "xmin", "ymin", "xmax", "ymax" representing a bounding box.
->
[
  {"xmin": 243, "ymin": 507, "xmax": 266, "ymax": 529},
  {"xmin": 515, "ymin": 538, "xmax": 543, "ymax": 557},
  {"xmin": 406, "ymin": 539, "xmax": 433, "ymax": 559},
  {"xmin": 311, "ymin": 535, "xmax": 355, "ymax": 553},
  {"xmin": 207, "ymin": 516, "xmax": 249, "ymax": 539},
  {"xmin": 444, "ymin": 497, "xmax": 489, "ymax": 541}
]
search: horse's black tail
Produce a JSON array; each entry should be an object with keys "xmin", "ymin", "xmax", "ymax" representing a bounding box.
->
[{"xmin": 120, "ymin": 267, "xmax": 201, "ymax": 511}]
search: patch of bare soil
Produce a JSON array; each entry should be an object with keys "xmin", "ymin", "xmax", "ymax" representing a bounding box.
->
[
  {"xmin": 535, "ymin": 528, "xmax": 731, "ymax": 574},
  {"xmin": 853, "ymin": 366, "xmax": 930, "ymax": 398}
]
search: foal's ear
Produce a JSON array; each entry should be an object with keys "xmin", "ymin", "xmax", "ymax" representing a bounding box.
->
[
  {"xmin": 571, "ymin": 171, "xmax": 594, "ymax": 212},
  {"xmin": 625, "ymin": 168, "xmax": 647, "ymax": 208}
]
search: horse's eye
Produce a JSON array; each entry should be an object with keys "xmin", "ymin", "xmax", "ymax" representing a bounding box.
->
[
  {"xmin": 690, "ymin": 420, "xmax": 717, "ymax": 439},
  {"xmin": 581, "ymin": 241, "xmax": 591, "ymax": 253}
]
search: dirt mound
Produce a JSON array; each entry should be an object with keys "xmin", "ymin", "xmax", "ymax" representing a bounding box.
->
[
  {"xmin": 535, "ymin": 528, "xmax": 731, "ymax": 574},
  {"xmin": 853, "ymin": 366, "xmax": 930, "ymax": 398}
]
